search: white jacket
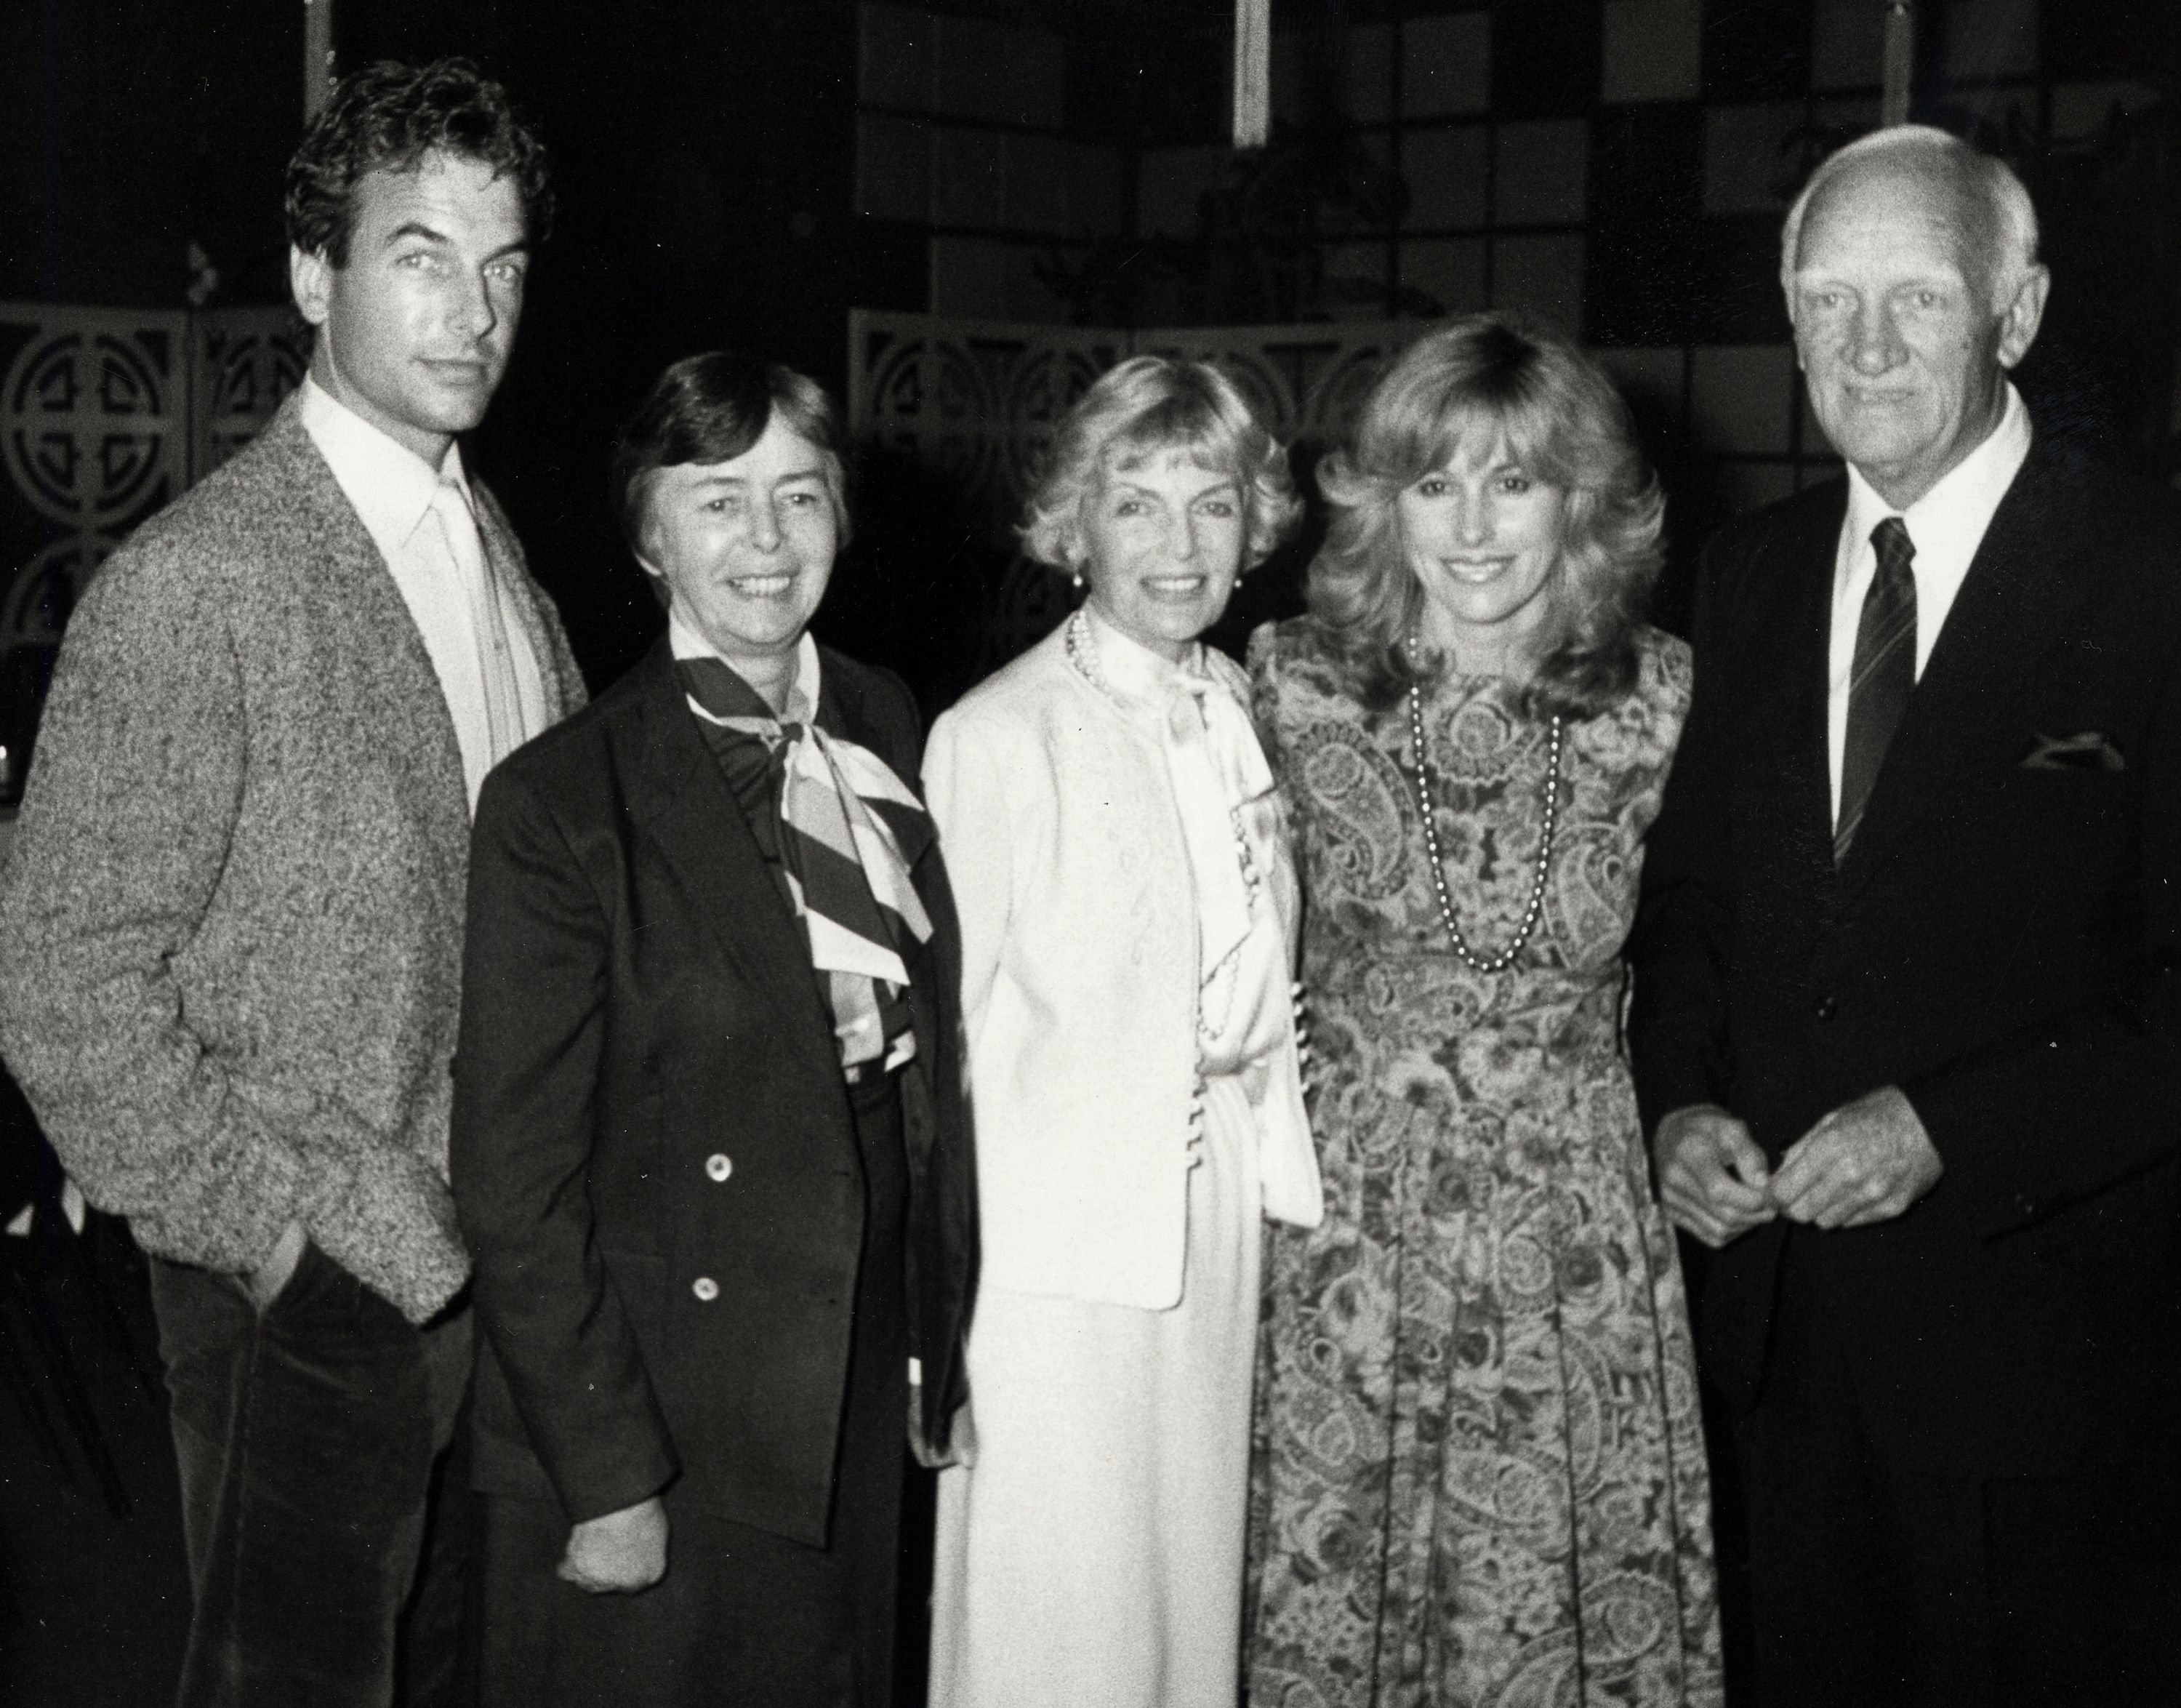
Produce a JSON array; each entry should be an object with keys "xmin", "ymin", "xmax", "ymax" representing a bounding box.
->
[{"xmin": 924, "ymin": 620, "xmax": 1320, "ymax": 1311}]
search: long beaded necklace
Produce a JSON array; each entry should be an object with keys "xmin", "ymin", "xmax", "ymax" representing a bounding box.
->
[{"xmin": 1405, "ymin": 645, "xmax": 1564, "ymax": 975}]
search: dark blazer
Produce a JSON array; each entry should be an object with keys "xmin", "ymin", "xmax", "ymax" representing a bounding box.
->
[
  {"xmin": 451, "ymin": 638, "xmax": 976, "ymax": 1546},
  {"xmin": 1631, "ymin": 442, "xmax": 2181, "ymax": 1473}
]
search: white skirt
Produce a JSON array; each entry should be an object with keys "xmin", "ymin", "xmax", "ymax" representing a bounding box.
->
[{"xmin": 928, "ymin": 1072, "xmax": 1265, "ymax": 1708}]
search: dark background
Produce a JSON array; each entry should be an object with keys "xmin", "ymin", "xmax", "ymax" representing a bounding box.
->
[{"xmin": 5, "ymin": 0, "xmax": 2173, "ymax": 701}]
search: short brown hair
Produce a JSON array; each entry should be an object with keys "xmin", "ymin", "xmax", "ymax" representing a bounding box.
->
[{"xmin": 609, "ymin": 352, "xmax": 852, "ymax": 574}]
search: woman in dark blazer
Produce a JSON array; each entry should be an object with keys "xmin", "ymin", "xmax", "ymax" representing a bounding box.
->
[{"xmin": 451, "ymin": 352, "xmax": 976, "ymax": 1708}]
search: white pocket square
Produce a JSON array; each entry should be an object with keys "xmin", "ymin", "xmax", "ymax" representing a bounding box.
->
[{"xmin": 2017, "ymin": 731, "xmax": 2124, "ymax": 772}]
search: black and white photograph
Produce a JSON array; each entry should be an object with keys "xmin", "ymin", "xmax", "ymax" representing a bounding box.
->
[{"xmin": 1, "ymin": 2, "xmax": 2177, "ymax": 1704}]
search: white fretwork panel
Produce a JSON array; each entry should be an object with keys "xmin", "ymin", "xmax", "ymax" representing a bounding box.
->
[
  {"xmin": 1132, "ymin": 324, "xmax": 1406, "ymax": 454},
  {"xmin": 851, "ymin": 310, "xmax": 1415, "ymax": 537},
  {"xmin": 0, "ymin": 302, "xmax": 189, "ymax": 649},
  {"xmin": 0, "ymin": 302, "xmax": 308, "ymax": 654},
  {"xmin": 851, "ymin": 311, "xmax": 1123, "ymax": 667},
  {"xmin": 190, "ymin": 307, "xmax": 310, "ymax": 484},
  {"xmin": 851, "ymin": 310, "xmax": 1123, "ymax": 543}
]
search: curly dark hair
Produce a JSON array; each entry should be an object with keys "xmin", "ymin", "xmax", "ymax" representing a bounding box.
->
[{"xmin": 284, "ymin": 58, "xmax": 553, "ymax": 265}]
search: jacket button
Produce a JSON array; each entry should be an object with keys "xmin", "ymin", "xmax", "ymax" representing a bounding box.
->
[
  {"xmin": 704, "ymin": 1153, "xmax": 733, "ymax": 1182},
  {"xmin": 1814, "ymin": 995, "xmax": 1837, "ymax": 1022},
  {"xmin": 691, "ymin": 1276, "xmax": 720, "ymax": 1302}
]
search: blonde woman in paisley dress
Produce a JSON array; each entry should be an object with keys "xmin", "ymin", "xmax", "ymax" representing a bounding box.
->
[{"xmin": 1248, "ymin": 314, "xmax": 1723, "ymax": 1708}]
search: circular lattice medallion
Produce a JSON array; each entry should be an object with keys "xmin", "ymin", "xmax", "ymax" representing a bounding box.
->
[
  {"xmin": 1000, "ymin": 342, "xmax": 1106, "ymax": 517},
  {"xmin": 0, "ymin": 532, "xmax": 116, "ymax": 649},
  {"xmin": 197, "ymin": 321, "xmax": 309, "ymax": 478},
  {"xmin": 2, "ymin": 329, "xmax": 175, "ymax": 532},
  {"xmin": 867, "ymin": 333, "xmax": 1008, "ymax": 542}
]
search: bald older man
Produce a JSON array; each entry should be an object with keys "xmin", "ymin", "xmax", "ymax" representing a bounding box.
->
[{"xmin": 1632, "ymin": 127, "xmax": 2181, "ymax": 1706}]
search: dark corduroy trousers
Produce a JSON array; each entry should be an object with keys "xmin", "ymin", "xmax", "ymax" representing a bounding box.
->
[{"xmin": 149, "ymin": 1242, "xmax": 473, "ymax": 1708}]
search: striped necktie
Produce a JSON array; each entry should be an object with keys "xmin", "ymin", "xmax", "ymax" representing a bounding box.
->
[
  {"xmin": 1836, "ymin": 516, "xmax": 1917, "ymax": 862},
  {"xmin": 677, "ymin": 654, "xmax": 933, "ymax": 1068}
]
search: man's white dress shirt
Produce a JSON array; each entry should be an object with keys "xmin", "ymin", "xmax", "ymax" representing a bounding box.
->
[
  {"xmin": 1826, "ymin": 382, "xmax": 2033, "ymax": 827},
  {"xmin": 300, "ymin": 377, "xmax": 550, "ymax": 810}
]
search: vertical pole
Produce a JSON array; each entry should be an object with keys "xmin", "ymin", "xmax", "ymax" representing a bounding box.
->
[
  {"xmin": 304, "ymin": 0, "xmax": 335, "ymax": 123},
  {"xmin": 1234, "ymin": 0, "xmax": 1270, "ymax": 149},
  {"xmin": 1881, "ymin": 1, "xmax": 1915, "ymax": 127}
]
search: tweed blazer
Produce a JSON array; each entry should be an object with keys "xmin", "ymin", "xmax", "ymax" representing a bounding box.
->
[
  {"xmin": 923, "ymin": 621, "xmax": 1314, "ymax": 1311},
  {"xmin": 0, "ymin": 393, "xmax": 584, "ymax": 1323}
]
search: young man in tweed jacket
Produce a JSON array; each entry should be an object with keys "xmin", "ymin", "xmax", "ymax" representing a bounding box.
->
[{"xmin": 0, "ymin": 60, "xmax": 584, "ymax": 1705}]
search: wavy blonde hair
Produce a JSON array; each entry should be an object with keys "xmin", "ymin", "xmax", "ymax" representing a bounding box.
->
[
  {"xmin": 1308, "ymin": 313, "xmax": 1663, "ymax": 718},
  {"xmin": 1020, "ymin": 355, "xmax": 1300, "ymax": 576}
]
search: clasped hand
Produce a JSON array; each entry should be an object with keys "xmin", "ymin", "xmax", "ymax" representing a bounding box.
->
[
  {"xmin": 1655, "ymin": 1086, "xmax": 1942, "ymax": 1248},
  {"xmin": 561, "ymin": 1496, "xmax": 668, "ymax": 1595},
  {"xmin": 563, "ymin": 1382, "xmax": 976, "ymax": 1595}
]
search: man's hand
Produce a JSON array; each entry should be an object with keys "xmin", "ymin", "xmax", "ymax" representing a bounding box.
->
[
  {"xmin": 1770, "ymin": 1085, "xmax": 1941, "ymax": 1229},
  {"xmin": 1655, "ymin": 1104, "xmax": 1778, "ymax": 1248},
  {"xmin": 559, "ymin": 1496, "xmax": 668, "ymax": 1594}
]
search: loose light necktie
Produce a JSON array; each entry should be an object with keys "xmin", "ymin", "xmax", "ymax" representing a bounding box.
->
[
  {"xmin": 1165, "ymin": 681, "xmax": 1260, "ymax": 995},
  {"xmin": 1836, "ymin": 515, "xmax": 1918, "ymax": 862},
  {"xmin": 428, "ymin": 477, "xmax": 528, "ymax": 771}
]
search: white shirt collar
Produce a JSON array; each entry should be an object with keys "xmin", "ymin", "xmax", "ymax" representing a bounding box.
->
[
  {"xmin": 1824, "ymin": 381, "xmax": 2033, "ymax": 826},
  {"xmin": 667, "ymin": 612, "xmax": 822, "ymax": 723},
  {"xmin": 1841, "ymin": 381, "xmax": 2031, "ymax": 581},
  {"xmin": 299, "ymin": 374, "xmax": 472, "ymax": 554},
  {"xmin": 1079, "ymin": 603, "xmax": 1208, "ymax": 706}
]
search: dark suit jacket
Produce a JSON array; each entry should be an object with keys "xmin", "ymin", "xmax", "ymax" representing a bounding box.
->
[
  {"xmin": 451, "ymin": 638, "xmax": 976, "ymax": 1546},
  {"xmin": 1631, "ymin": 443, "xmax": 2181, "ymax": 1474}
]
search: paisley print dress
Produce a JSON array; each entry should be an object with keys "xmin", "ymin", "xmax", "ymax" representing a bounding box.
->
[{"xmin": 1246, "ymin": 618, "xmax": 1722, "ymax": 1708}]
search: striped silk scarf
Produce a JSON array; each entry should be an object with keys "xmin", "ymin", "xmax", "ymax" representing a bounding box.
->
[{"xmin": 677, "ymin": 646, "xmax": 933, "ymax": 1070}]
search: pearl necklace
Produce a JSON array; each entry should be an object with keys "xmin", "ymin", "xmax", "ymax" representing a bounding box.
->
[
  {"xmin": 1066, "ymin": 610, "xmax": 1263, "ymax": 916},
  {"xmin": 1405, "ymin": 659, "xmax": 1563, "ymax": 975}
]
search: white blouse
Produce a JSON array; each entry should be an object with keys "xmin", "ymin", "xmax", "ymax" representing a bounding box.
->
[{"xmin": 1069, "ymin": 610, "xmax": 1301, "ymax": 1082}]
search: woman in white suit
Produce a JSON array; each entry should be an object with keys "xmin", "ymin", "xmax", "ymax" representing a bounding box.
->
[{"xmin": 923, "ymin": 356, "xmax": 1323, "ymax": 1708}]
